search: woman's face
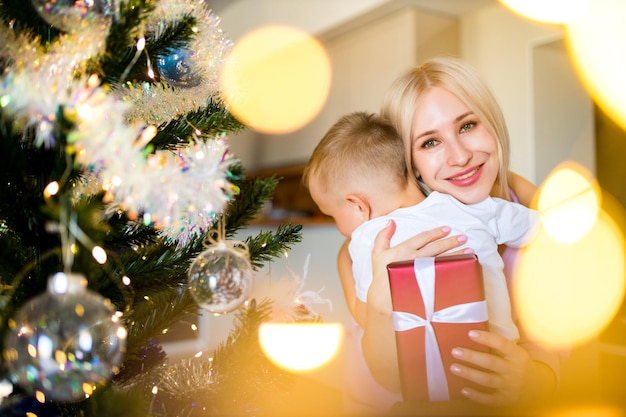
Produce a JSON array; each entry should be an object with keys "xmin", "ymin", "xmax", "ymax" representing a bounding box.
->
[{"xmin": 411, "ymin": 86, "xmax": 500, "ymax": 204}]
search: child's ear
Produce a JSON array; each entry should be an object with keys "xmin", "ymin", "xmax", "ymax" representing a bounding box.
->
[{"xmin": 346, "ymin": 194, "xmax": 371, "ymax": 220}]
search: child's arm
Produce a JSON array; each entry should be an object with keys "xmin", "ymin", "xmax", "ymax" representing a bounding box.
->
[
  {"xmin": 338, "ymin": 239, "xmax": 360, "ymax": 324},
  {"xmin": 354, "ymin": 299, "xmax": 367, "ymax": 328}
]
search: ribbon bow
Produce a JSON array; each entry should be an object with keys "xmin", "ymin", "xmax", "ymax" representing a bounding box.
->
[{"xmin": 392, "ymin": 258, "xmax": 488, "ymax": 401}]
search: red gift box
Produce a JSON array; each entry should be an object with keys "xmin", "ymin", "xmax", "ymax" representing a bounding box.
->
[{"xmin": 387, "ymin": 254, "xmax": 489, "ymax": 402}]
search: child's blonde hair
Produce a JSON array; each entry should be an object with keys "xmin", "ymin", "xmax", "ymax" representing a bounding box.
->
[
  {"xmin": 303, "ymin": 111, "xmax": 409, "ymax": 193},
  {"xmin": 381, "ymin": 56, "xmax": 512, "ymax": 200}
]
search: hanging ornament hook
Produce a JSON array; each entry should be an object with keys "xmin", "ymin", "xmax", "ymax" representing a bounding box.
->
[{"xmin": 203, "ymin": 215, "xmax": 250, "ymax": 262}]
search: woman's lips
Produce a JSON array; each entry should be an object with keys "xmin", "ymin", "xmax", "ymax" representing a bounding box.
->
[{"xmin": 446, "ymin": 165, "xmax": 482, "ymax": 186}]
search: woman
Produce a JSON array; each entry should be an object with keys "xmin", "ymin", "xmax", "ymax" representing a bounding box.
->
[{"xmin": 339, "ymin": 57, "xmax": 561, "ymax": 411}]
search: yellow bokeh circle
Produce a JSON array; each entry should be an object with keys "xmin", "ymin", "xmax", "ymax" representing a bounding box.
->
[
  {"xmin": 566, "ymin": 0, "xmax": 626, "ymax": 131},
  {"xmin": 537, "ymin": 163, "xmax": 600, "ymax": 244},
  {"xmin": 514, "ymin": 210, "xmax": 625, "ymax": 349},
  {"xmin": 220, "ymin": 25, "xmax": 331, "ymax": 134},
  {"xmin": 258, "ymin": 323, "xmax": 343, "ymax": 372},
  {"xmin": 498, "ymin": 0, "xmax": 589, "ymax": 24},
  {"xmin": 547, "ymin": 405, "xmax": 623, "ymax": 417}
]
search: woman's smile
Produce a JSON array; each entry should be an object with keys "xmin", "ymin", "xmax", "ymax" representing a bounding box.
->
[{"xmin": 446, "ymin": 165, "xmax": 483, "ymax": 186}]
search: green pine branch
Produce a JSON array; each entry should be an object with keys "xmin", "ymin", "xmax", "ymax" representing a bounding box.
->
[
  {"xmin": 97, "ymin": 0, "xmax": 156, "ymax": 84},
  {"xmin": 224, "ymin": 175, "xmax": 280, "ymax": 235},
  {"xmin": 145, "ymin": 298, "xmax": 293, "ymax": 416},
  {"xmin": 122, "ymin": 288, "xmax": 199, "ymax": 359},
  {"xmin": 245, "ymin": 224, "xmax": 304, "ymax": 270},
  {"xmin": 152, "ymin": 99, "xmax": 245, "ymax": 151}
]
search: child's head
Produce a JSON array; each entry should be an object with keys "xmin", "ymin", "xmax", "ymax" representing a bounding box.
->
[{"xmin": 303, "ymin": 111, "xmax": 412, "ymax": 237}]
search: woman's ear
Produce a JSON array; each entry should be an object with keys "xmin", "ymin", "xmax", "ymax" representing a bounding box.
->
[{"xmin": 346, "ymin": 194, "xmax": 371, "ymax": 220}]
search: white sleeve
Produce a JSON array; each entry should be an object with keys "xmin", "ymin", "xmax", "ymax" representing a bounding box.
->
[
  {"xmin": 349, "ymin": 223, "xmax": 379, "ymax": 303},
  {"xmin": 490, "ymin": 198, "xmax": 541, "ymax": 247}
]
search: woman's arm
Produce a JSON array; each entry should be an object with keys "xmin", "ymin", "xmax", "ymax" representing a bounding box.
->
[
  {"xmin": 361, "ymin": 222, "xmax": 465, "ymax": 391},
  {"xmin": 361, "ymin": 221, "xmax": 402, "ymax": 392},
  {"xmin": 508, "ymin": 171, "xmax": 538, "ymax": 207}
]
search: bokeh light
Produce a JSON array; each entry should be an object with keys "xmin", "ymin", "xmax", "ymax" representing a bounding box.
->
[
  {"xmin": 514, "ymin": 210, "xmax": 625, "ymax": 349},
  {"xmin": 259, "ymin": 323, "xmax": 343, "ymax": 372},
  {"xmin": 566, "ymin": 0, "xmax": 626, "ymax": 131},
  {"xmin": 220, "ymin": 25, "xmax": 331, "ymax": 134},
  {"xmin": 547, "ymin": 405, "xmax": 623, "ymax": 417},
  {"xmin": 537, "ymin": 163, "xmax": 600, "ymax": 244},
  {"xmin": 499, "ymin": 0, "xmax": 589, "ymax": 23}
]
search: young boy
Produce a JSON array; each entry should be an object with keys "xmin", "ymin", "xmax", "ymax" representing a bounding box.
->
[{"xmin": 303, "ymin": 111, "xmax": 539, "ymax": 342}]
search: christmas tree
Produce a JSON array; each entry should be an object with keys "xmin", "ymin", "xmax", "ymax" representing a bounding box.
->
[{"xmin": 0, "ymin": 0, "xmax": 311, "ymax": 415}]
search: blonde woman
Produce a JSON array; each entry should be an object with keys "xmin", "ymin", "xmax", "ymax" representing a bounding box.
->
[{"xmin": 338, "ymin": 57, "xmax": 561, "ymax": 412}]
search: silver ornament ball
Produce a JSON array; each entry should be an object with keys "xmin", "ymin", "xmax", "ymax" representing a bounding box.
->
[
  {"xmin": 3, "ymin": 273, "xmax": 126, "ymax": 402},
  {"xmin": 188, "ymin": 244, "xmax": 253, "ymax": 315},
  {"xmin": 31, "ymin": 0, "xmax": 118, "ymax": 32}
]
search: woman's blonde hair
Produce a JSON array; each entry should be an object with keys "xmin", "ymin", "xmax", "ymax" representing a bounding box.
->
[{"xmin": 381, "ymin": 56, "xmax": 511, "ymax": 200}]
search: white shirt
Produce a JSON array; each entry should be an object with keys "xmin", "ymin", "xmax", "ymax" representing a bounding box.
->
[{"xmin": 349, "ymin": 191, "xmax": 540, "ymax": 341}]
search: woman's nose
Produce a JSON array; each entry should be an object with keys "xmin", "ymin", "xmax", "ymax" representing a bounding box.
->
[{"xmin": 447, "ymin": 139, "xmax": 472, "ymax": 166}]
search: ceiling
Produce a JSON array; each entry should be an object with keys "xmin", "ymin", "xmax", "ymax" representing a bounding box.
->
[{"xmin": 207, "ymin": 0, "xmax": 496, "ymax": 18}]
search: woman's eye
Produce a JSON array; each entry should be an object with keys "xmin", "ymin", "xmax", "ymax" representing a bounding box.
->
[
  {"xmin": 421, "ymin": 139, "xmax": 438, "ymax": 148},
  {"xmin": 460, "ymin": 121, "xmax": 476, "ymax": 133}
]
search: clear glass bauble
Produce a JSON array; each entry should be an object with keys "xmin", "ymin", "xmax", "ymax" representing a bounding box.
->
[
  {"xmin": 3, "ymin": 272, "xmax": 126, "ymax": 402},
  {"xmin": 187, "ymin": 243, "xmax": 253, "ymax": 315},
  {"xmin": 31, "ymin": 0, "xmax": 118, "ymax": 33},
  {"xmin": 156, "ymin": 48, "xmax": 203, "ymax": 88}
]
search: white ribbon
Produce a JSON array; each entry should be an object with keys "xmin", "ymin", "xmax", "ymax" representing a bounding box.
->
[{"xmin": 392, "ymin": 258, "xmax": 488, "ymax": 401}]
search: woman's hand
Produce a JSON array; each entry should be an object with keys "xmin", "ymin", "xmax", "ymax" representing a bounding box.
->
[
  {"xmin": 368, "ymin": 221, "xmax": 466, "ymax": 310},
  {"xmin": 449, "ymin": 330, "xmax": 557, "ymax": 406},
  {"xmin": 374, "ymin": 221, "xmax": 468, "ymax": 263},
  {"xmin": 361, "ymin": 221, "xmax": 470, "ymax": 391}
]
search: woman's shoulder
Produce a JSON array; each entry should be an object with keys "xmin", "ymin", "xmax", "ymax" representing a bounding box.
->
[{"xmin": 507, "ymin": 172, "xmax": 538, "ymax": 207}]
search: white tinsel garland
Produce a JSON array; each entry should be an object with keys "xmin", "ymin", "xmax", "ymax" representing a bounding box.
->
[{"xmin": 0, "ymin": 18, "xmax": 238, "ymax": 246}]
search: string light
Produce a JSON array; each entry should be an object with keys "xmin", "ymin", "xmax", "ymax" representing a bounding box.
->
[
  {"xmin": 184, "ymin": 116, "xmax": 202, "ymax": 137},
  {"xmin": 35, "ymin": 390, "xmax": 45, "ymax": 403},
  {"xmin": 44, "ymin": 181, "xmax": 60, "ymax": 198},
  {"xmin": 136, "ymin": 37, "xmax": 146, "ymax": 51},
  {"xmin": 91, "ymin": 246, "xmax": 107, "ymax": 264}
]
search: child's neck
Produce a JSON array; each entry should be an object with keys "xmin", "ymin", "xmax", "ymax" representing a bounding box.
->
[
  {"xmin": 370, "ymin": 181, "xmax": 426, "ymax": 218},
  {"xmin": 400, "ymin": 181, "xmax": 426, "ymax": 207}
]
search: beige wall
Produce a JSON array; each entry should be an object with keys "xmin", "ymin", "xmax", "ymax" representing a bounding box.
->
[
  {"xmin": 460, "ymin": 3, "xmax": 574, "ymax": 184},
  {"xmin": 224, "ymin": 1, "xmax": 592, "ymax": 186}
]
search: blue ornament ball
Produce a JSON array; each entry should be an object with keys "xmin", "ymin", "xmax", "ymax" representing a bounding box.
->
[{"xmin": 157, "ymin": 48, "xmax": 203, "ymax": 88}]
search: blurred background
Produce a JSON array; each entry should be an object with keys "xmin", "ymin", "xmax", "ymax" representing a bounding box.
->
[{"xmin": 170, "ymin": 0, "xmax": 626, "ymax": 412}]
